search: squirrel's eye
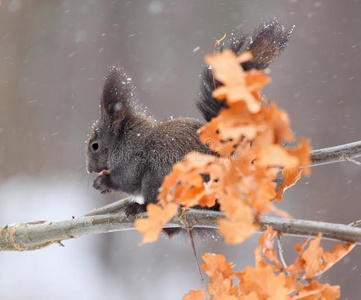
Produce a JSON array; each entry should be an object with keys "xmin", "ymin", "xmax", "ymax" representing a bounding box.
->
[{"xmin": 91, "ymin": 141, "xmax": 99, "ymax": 153}]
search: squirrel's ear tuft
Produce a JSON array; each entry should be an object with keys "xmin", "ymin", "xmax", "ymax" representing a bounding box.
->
[
  {"xmin": 100, "ymin": 66, "xmax": 135, "ymax": 125},
  {"xmin": 243, "ymin": 18, "xmax": 294, "ymax": 71}
]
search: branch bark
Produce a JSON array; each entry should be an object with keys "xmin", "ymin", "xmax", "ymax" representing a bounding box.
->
[
  {"xmin": 310, "ymin": 140, "xmax": 361, "ymax": 167},
  {"xmin": 1, "ymin": 140, "xmax": 361, "ymax": 252},
  {"xmin": 1, "ymin": 208, "xmax": 361, "ymax": 252}
]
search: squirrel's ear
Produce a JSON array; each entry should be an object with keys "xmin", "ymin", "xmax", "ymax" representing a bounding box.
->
[
  {"xmin": 100, "ymin": 66, "xmax": 134, "ymax": 127},
  {"xmin": 243, "ymin": 18, "xmax": 294, "ymax": 71}
]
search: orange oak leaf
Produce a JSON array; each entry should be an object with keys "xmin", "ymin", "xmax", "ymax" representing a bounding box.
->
[
  {"xmin": 257, "ymin": 144, "xmax": 299, "ymax": 168},
  {"xmin": 275, "ymin": 167, "xmax": 302, "ymax": 202},
  {"xmin": 202, "ymin": 253, "xmax": 239, "ymax": 299},
  {"xmin": 320, "ymin": 243, "xmax": 355, "ymax": 276},
  {"xmin": 245, "ymin": 69, "xmax": 271, "ymax": 95},
  {"xmin": 263, "ymin": 103, "xmax": 294, "ymax": 144},
  {"xmin": 294, "ymin": 281, "xmax": 340, "ymax": 300},
  {"xmin": 134, "ymin": 203, "xmax": 178, "ymax": 244},
  {"xmin": 216, "ymin": 189, "xmax": 260, "ymax": 245},
  {"xmin": 158, "ymin": 152, "xmax": 215, "ymax": 207},
  {"xmin": 205, "ymin": 49, "xmax": 266, "ymax": 113},
  {"xmin": 239, "ymin": 168, "xmax": 278, "ymax": 216},
  {"xmin": 159, "ymin": 151, "xmax": 242, "ymax": 210},
  {"xmin": 256, "ymin": 226, "xmax": 283, "ymax": 269},
  {"xmin": 217, "ymin": 192, "xmax": 252, "ymax": 220},
  {"xmin": 198, "ymin": 102, "xmax": 262, "ymax": 154},
  {"xmin": 256, "ymin": 138, "xmax": 311, "ymax": 176},
  {"xmin": 218, "ymin": 218, "xmax": 259, "ymax": 245},
  {"xmin": 232, "ymin": 143, "xmax": 257, "ymax": 173},
  {"xmin": 215, "ymin": 102, "xmax": 264, "ymax": 141},
  {"xmin": 205, "ymin": 49, "xmax": 246, "ymax": 87},
  {"xmin": 286, "ymin": 237, "xmax": 312, "ymax": 279},
  {"xmin": 309, "ymin": 282, "xmax": 340, "ymax": 300},
  {"xmin": 198, "ymin": 117, "xmax": 237, "ymax": 154},
  {"xmin": 287, "ymin": 233, "xmax": 353, "ymax": 281},
  {"xmin": 182, "ymin": 289, "xmax": 206, "ymax": 300},
  {"xmin": 185, "ymin": 229, "xmax": 347, "ymax": 300},
  {"xmin": 300, "ymin": 233, "xmax": 324, "ymax": 280},
  {"xmin": 249, "ymin": 103, "xmax": 294, "ymax": 149},
  {"xmin": 213, "ymin": 84, "xmax": 260, "ymax": 110},
  {"xmin": 238, "ymin": 265, "xmax": 292, "ymax": 300},
  {"xmin": 207, "ymin": 273, "xmax": 237, "ymax": 298},
  {"xmin": 237, "ymin": 50, "xmax": 253, "ymax": 64},
  {"xmin": 240, "ymin": 291, "xmax": 260, "ymax": 300},
  {"xmin": 286, "ymin": 138, "xmax": 312, "ymax": 176},
  {"xmin": 202, "ymin": 253, "xmax": 234, "ymax": 279}
]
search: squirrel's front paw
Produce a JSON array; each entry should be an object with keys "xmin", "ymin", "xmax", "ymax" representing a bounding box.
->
[
  {"xmin": 93, "ymin": 174, "xmax": 112, "ymax": 194},
  {"xmin": 125, "ymin": 203, "xmax": 147, "ymax": 217}
]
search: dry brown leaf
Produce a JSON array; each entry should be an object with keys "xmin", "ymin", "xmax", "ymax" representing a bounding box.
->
[
  {"xmin": 238, "ymin": 265, "xmax": 292, "ymax": 300},
  {"xmin": 302, "ymin": 233, "xmax": 324, "ymax": 280},
  {"xmin": 239, "ymin": 169, "xmax": 278, "ymax": 215},
  {"xmin": 286, "ymin": 233, "xmax": 352, "ymax": 283},
  {"xmin": 202, "ymin": 253, "xmax": 240, "ymax": 299},
  {"xmin": 208, "ymin": 273, "xmax": 237, "ymax": 299},
  {"xmin": 318, "ymin": 243, "xmax": 355, "ymax": 277},
  {"xmin": 286, "ymin": 237, "xmax": 312, "ymax": 278},
  {"xmin": 186, "ymin": 230, "xmax": 346, "ymax": 299},
  {"xmin": 275, "ymin": 167, "xmax": 303, "ymax": 202},
  {"xmin": 286, "ymin": 138, "xmax": 312, "ymax": 176},
  {"xmin": 294, "ymin": 281, "xmax": 340, "ymax": 300},
  {"xmin": 264, "ymin": 103, "xmax": 294, "ymax": 143},
  {"xmin": 256, "ymin": 226, "xmax": 283, "ymax": 269},
  {"xmin": 202, "ymin": 253, "xmax": 234, "ymax": 279},
  {"xmin": 198, "ymin": 117, "xmax": 237, "ymax": 154},
  {"xmin": 134, "ymin": 203, "xmax": 178, "ymax": 244},
  {"xmin": 257, "ymin": 145, "xmax": 299, "ymax": 168},
  {"xmin": 218, "ymin": 218, "xmax": 259, "ymax": 245},
  {"xmin": 205, "ymin": 50, "xmax": 259, "ymax": 112},
  {"xmin": 205, "ymin": 49, "xmax": 246, "ymax": 88},
  {"xmin": 245, "ymin": 69, "xmax": 271, "ymax": 93},
  {"xmin": 182, "ymin": 289, "xmax": 207, "ymax": 300}
]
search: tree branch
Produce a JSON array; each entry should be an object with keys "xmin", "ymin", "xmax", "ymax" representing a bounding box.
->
[
  {"xmin": 1, "ymin": 140, "xmax": 361, "ymax": 252},
  {"xmin": 84, "ymin": 198, "xmax": 131, "ymax": 216},
  {"xmin": 273, "ymin": 140, "xmax": 361, "ymax": 186},
  {"xmin": 310, "ymin": 140, "xmax": 361, "ymax": 167},
  {"xmin": 1, "ymin": 209, "xmax": 361, "ymax": 252}
]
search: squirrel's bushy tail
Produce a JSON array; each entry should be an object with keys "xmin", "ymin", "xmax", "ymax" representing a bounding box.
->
[{"xmin": 197, "ymin": 18, "xmax": 294, "ymax": 122}]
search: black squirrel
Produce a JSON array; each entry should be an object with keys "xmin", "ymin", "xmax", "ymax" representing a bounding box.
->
[{"xmin": 86, "ymin": 19, "xmax": 293, "ymax": 220}]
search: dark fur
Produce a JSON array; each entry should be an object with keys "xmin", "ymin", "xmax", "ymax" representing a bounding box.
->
[
  {"xmin": 197, "ymin": 18, "xmax": 294, "ymax": 122},
  {"xmin": 86, "ymin": 19, "xmax": 293, "ymax": 236}
]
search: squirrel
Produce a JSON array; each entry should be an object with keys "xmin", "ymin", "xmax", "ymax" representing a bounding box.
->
[{"xmin": 86, "ymin": 18, "xmax": 294, "ymax": 227}]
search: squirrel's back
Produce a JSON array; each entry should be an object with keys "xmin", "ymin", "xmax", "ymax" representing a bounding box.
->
[{"xmin": 147, "ymin": 117, "xmax": 208, "ymax": 160}]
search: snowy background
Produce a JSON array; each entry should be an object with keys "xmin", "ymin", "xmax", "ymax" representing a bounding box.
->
[{"xmin": 1, "ymin": 0, "xmax": 361, "ymax": 299}]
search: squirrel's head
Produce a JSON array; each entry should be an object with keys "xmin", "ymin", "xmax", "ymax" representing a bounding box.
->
[{"xmin": 86, "ymin": 67, "xmax": 135, "ymax": 174}]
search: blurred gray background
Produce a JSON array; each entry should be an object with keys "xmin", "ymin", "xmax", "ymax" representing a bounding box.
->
[{"xmin": 1, "ymin": 0, "xmax": 361, "ymax": 299}]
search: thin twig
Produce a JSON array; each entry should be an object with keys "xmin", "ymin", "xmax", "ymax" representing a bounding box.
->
[
  {"xmin": 343, "ymin": 154, "xmax": 361, "ymax": 167},
  {"xmin": 276, "ymin": 234, "xmax": 288, "ymax": 269},
  {"xmin": 348, "ymin": 219, "xmax": 361, "ymax": 227},
  {"xmin": 187, "ymin": 229, "xmax": 205, "ymax": 291}
]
